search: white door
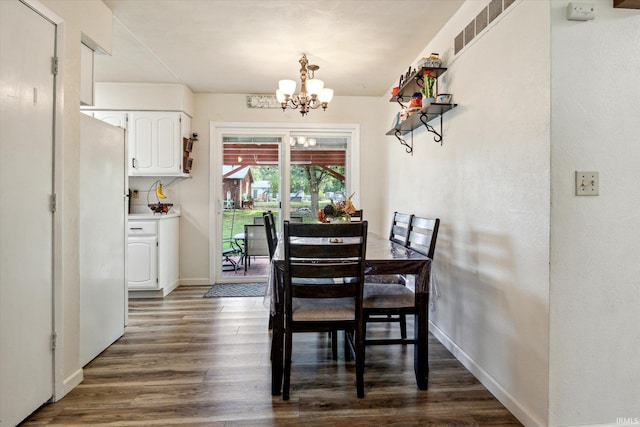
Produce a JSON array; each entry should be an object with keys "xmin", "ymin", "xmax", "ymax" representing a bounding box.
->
[
  {"xmin": 0, "ymin": 1, "xmax": 56, "ymax": 425},
  {"xmin": 79, "ymin": 115, "xmax": 127, "ymax": 367}
]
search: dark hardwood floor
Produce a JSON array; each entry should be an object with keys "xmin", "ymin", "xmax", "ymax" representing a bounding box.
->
[{"xmin": 23, "ymin": 286, "xmax": 521, "ymax": 426}]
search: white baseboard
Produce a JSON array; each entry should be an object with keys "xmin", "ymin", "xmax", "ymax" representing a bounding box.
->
[
  {"xmin": 179, "ymin": 278, "xmax": 210, "ymax": 286},
  {"xmin": 428, "ymin": 321, "xmax": 544, "ymax": 427},
  {"xmin": 60, "ymin": 368, "xmax": 83, "ymax": 400}
]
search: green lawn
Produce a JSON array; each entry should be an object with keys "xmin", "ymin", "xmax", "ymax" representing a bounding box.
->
[{"xmin": 221, "ymin": 201, "xmax": 329, "ymax": 249}]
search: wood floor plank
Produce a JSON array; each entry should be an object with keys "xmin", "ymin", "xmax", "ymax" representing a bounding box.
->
[{"xmin": 22, "ymin": 286, "xmax": 522, "ymax": 426}]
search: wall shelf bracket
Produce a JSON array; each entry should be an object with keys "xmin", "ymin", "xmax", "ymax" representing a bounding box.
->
[
  {"xmin": 394, "ymin": 129, "xmax": 413, "ymax": 155},
  {"xmin": 419, "ymin": 113, "xmax": 443, "ymax": 145}
]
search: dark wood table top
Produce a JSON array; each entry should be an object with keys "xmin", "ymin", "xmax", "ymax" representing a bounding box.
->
[{"xmin": 271, "ymin": 233, "xmax": 432, "ymax": 293}]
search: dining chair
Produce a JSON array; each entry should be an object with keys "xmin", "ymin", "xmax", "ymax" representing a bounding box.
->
[
  {"xmin": 349, "ymin": 209, "xmax": 364, "ymax": 222},
  {"xmin": 222, "ymin": 207, "xmax": 242, "ymax": 272},
  {"xmin": 366, "ymin": 212, "xmax": 413, "ymax": 285},
  {"xmin": 262, "ymin": 211, "xmax": 278, "ymax": 259},
  {"xmin": 243, "ymin": 224, "xmax": 270, "ymax": 275},
  {"xmin": 363, "ymin": 215, "xmax": 439, "ymax": 345},
  {"xmin": 389, "ymin": 211, "xmax": 413, "ymax": 245},
  {"xmin": 282, "ymin": 220, "xmax": 368, "ymax": 400}
]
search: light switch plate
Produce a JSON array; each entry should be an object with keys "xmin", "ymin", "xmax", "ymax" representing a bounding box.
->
[{"xmin": 575, "ymin": 171, "xmax": 599, "ymax": 196}]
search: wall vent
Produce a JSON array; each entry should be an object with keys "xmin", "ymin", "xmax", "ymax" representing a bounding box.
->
[{"xmin": 454, "ymin": 0, "xmax": 517, "ymax": 55}]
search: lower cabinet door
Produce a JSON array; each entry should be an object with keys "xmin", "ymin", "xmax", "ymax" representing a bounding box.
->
[{"xmin": 128, "ymin": 235, "xmax": 158, "ymax": 289}]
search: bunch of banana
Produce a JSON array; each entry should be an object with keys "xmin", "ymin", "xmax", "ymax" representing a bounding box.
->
[{"xmin": 156, "ymin": 183, "xmax": 167, "ymax": 199}]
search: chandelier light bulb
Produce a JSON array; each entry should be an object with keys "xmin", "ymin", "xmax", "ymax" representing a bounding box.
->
[{"xmin": 276, "ymin": 89, "xmax": 286, "ymax": 103}]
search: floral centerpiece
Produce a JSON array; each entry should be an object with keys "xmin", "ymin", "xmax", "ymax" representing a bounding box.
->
[{"xmin": 317, "ymin": 193, "xmax": 356, "ymax": 223}]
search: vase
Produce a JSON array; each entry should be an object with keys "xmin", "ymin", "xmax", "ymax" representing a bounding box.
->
[{"xmin": 327, "ymin": 216, "xmax": 350, "ymax": 223}]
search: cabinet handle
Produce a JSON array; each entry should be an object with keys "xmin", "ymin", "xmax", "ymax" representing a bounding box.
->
[
  {"xmin": 130, "ymin": 227, "xmax": 143, "ymax": 230},
  {"xmin": 132, "ymin": 158, "xmax": 137, "ymax": 169}
]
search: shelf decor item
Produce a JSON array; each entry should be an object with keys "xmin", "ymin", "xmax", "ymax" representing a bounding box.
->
[
  {"xmin": 407, "ymin": 92, "xmax": 423, "ymax": 116},
  {"xmin": 419, "ymin": 52, "xmax": 442, "ymax": 68},
  {"xmin": 435, "ymin": 93, "xmax": 452, "ymax": 104},
  {"xmin": 421, "ymin": 69, "xmax": 437, "ymax": 100},
  {"xmin": 317, "ymin": 193, "xmax": 357, "ymax": 223}
]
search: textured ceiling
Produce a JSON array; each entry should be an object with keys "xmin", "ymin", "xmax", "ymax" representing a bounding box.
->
[{"xmin": 97, "ymin": 0, "xmax": 464, "ymax": 97}]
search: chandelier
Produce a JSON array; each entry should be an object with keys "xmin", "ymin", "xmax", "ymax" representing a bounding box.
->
[{"xmin": 276, "ymin": 54, "xmax": 334, "ymax": 116}]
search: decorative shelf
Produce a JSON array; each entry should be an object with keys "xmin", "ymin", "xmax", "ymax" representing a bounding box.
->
[
  {"xmin": 386, "ymin": 103, "xmax": 457, "ymax": 153},
  {"xmin": 386, "ymin": 65, "xmax": 458, "ymax": 154}
]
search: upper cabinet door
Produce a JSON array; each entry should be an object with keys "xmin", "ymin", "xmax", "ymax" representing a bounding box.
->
[{"xmin": 129, "ymin": 111, "xmax": 185, "ymax": 176}]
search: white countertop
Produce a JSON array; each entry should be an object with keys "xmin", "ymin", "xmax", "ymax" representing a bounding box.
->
[
  {"xmin": 129, "ymin": 205, "xmax": 181, "ymax": 220},
  {"xmin": 128, "ymin": 212, "xmax": 180, "ymax": 220}
]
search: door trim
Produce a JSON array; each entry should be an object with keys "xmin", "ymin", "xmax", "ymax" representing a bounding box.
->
[{"xmin": 208, "ymin": 122, "xmax": 360, "ymax": 284}]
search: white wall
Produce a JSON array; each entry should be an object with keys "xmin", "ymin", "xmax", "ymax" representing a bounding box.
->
[
  {"xmin": 549, "ymin": 0, "xmax": 640, "ymax": 425},
  {"xmin": 179, "ymin": 94, "xmax": 388, "ymax": 284},
  {"xmin": 94, "ymin": 82, "xmax": 195, "ymax": 116},
  {"xmin": 383, "ymin": 1, "xmax": 551, "ymax": 425}
]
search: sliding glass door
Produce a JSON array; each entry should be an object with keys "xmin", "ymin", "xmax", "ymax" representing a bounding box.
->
[{"xmin": 210, "ymin": 123, "xmax": 359, "ymax": 284}]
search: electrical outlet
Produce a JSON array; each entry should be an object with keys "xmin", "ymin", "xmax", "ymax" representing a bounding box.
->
[
  {"xmin": 575, "ymin": 171, "xmax": 599, "ymax": 196},
  {"xmin": 132, "ymin": 190, "xmax": 139, "ymax": 199}
]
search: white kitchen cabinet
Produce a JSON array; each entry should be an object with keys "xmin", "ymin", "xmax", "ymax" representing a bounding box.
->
[
  {"xmin": 127, "ymin": 215, "xmax": 179, "ymax": 298},
  {"xmin": 128, "ymin": 111, "xmax": 190, "ymax": 176}
]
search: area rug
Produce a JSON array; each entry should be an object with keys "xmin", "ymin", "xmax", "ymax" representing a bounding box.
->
[{"xmin": 203, "ymin": 282, "xmax": 266, "ymax": 298}]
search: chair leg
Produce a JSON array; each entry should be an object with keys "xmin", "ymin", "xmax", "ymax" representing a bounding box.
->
[
  {"xmin": 400, "ymin": 313, "xmax": 407, "ymax": 340},
  {"xmin": 283, "ymin": 328, "xmax": 293, "ymax": 401},
  {"xmin": 344, "ymin": 331, "xmax": 352, "ymax": 362},
  {"xmin": 356, "ymin": 323, "xmax": 366, "ymax": 398},
  {"xmin": 331, "ymin": 330, "xmax": 338, "ymax": 361}
]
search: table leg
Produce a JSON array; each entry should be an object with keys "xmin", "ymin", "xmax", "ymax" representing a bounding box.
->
[
  {"xmin": 271, "ymin": 306, "xmax": 284, "ymax": 395},
  {"xmin": 414, "ymin": 292, "xmax": 429, "ymax": 389}
]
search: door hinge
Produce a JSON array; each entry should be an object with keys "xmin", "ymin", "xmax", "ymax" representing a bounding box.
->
[
  {"xmin": 50, "ymin": 194, "xmax": 57, "ymax": 213},
  {"xmin": 51, "ymin": 331, "xmax": 57, "ymax": 350},
  {"xmin": 51, "ymin": 56, "xmax": 59, "ymax": 75}
]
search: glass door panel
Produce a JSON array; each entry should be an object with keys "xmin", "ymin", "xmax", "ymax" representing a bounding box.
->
[
  {"xmin": 221, "ymin": 136, "xmax": 281, "ymax": 280},
  {"xmin": 289, "ymin": 134, "xmax": 349, "ymax": 223}
]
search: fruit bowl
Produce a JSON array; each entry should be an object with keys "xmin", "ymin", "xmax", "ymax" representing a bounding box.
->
[{"xmin": 148, "ymin": 203, "xmax": 173, "ymax": 214}]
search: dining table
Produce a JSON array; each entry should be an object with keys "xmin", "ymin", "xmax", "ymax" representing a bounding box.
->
[{"xmin": 268, "ymin": 232, "xmax": 432, "ymax": 396}]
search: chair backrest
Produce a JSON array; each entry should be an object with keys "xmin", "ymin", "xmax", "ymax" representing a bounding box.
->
[
  {"xmin": 289, "ymin": 215, "xmax": 303, "ymax": 223},
  {"xmin": 263, "ymin": 211, "xmax": 278, "ymax": 259},
  {"xmin": 244, "ymin": 224, "xmax": 270, "ymax": 257},
  {"xmin": 389, "ymin": 212, "xmax": 413, "ymax": 246},
  {"xmin": 349, "ymin": 209, "xmax": 364, "ymax": 222},
  {"xmin": 407, "ymin": 216, "xmax": 440, "ymax": 259},
  {"xmin": 284, "ymin": 221, "xmax": 368, "ymax": 304}
]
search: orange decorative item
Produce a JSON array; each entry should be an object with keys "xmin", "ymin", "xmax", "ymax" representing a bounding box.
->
[{"xmin": 407, "ymin": 91, "xmax": 423, "ymax": 116}]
